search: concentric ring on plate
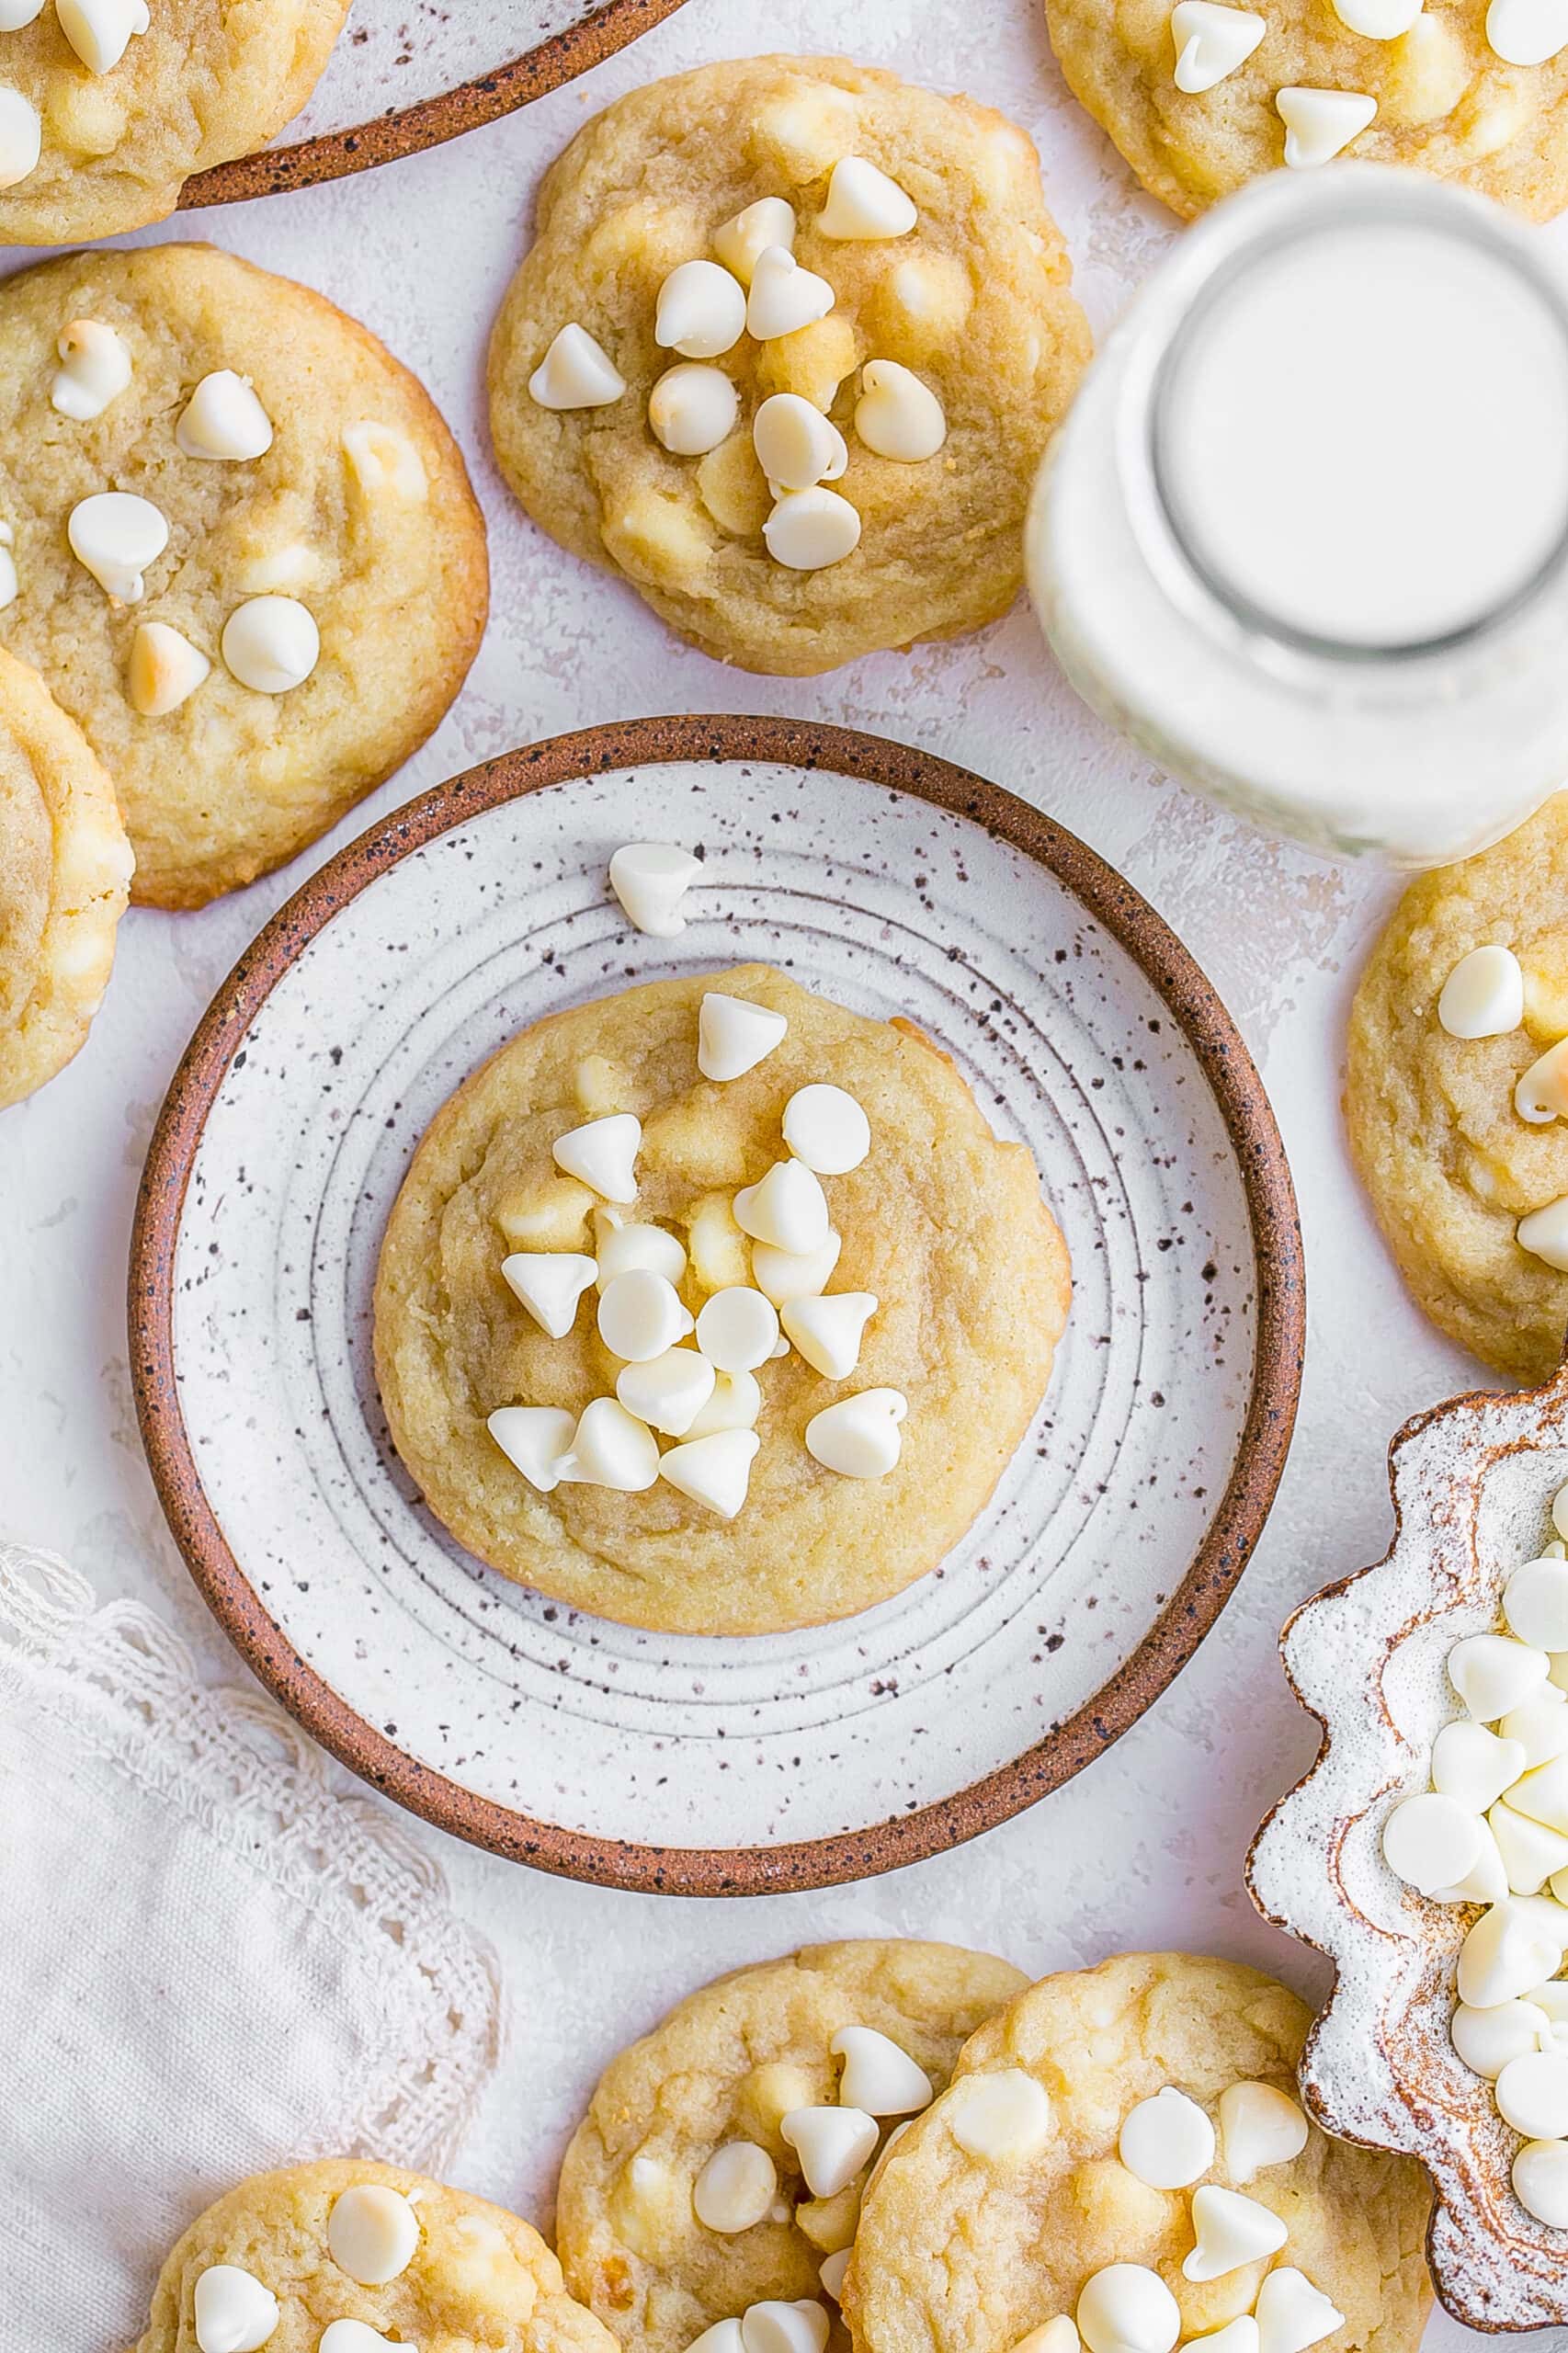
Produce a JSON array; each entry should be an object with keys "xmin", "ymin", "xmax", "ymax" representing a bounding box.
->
[{"xmin": 129, "ymin": 715, "xmax": 1304, "ymax": 1894}]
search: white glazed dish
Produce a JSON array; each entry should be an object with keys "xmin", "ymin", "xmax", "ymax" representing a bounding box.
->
[
  {"xmin": 131, "ymin": 717, "xmax": 1302, "ymax": 1893},
  {"xmin": 1249, "ymin": 1359, "xmax": 1568, "ymax": 2333}
]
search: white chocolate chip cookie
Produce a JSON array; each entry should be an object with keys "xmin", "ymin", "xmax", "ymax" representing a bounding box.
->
[
  {"xmin": 371, "ymin": 965, "xmax": 1071, "ymax": 1636},
  {"xmin": 488, "ymin": 56, "xmax": 1091, "ymax": 676},
  {"xmin": 555, "ymin": 1941, "xmax": 1028, "ymax": 2353},
  {"xmin": 0, "ymin": 0, "xmax": 347, "ymax": 245},
  {"xmin": 0, "ymin": 642, "xmax": 131, "ymax": 1109},
  {"xmin": 126, "ymin": 2157, "xmax": 615, "ymax": 2353},
  {"xmin": 1044, "ymin": 0, "xmax": 1568, "ymax": 222},
  {"xmin": 844, "ymin": 1953, "xmax": 1433, "ymax": 2353},
  {"xmin": 0, "ymin": 244, "xmax": 488, "ymax": 908}
]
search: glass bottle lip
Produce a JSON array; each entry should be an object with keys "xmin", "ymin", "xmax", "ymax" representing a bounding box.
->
[{"xmin": 1117, "ymin": 166, "xmax": 1568, "ymax": 669}]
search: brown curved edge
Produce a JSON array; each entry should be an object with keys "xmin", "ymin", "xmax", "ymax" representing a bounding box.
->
[
  {"xmin": 130, "ymin": 715, "xmax": 1306, "ymax": 1897},
  {"xmin": 177, "ymin": 0, "xmax": 690, "ymax": 210}
]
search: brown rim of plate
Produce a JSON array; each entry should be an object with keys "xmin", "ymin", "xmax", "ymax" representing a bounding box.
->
[
  {"xmin": 177, "ymin": 0, "xmax": 691, "ymax": 210},
  {"xmin": 129, "ymin": 714, "xmax": 1306, "ymax": 1898}
]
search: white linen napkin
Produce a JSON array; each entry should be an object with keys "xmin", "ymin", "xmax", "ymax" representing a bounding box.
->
[{"xmin": 0, "ymin": 1540, "xmax": 502, "ymax": 2351}]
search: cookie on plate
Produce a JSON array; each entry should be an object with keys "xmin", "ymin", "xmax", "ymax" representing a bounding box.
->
[
  {"xmin": 0, "ymin": 0, "xmax": 348, "ymax": 247},
  {"xmin": 372, "ymin": 962, "xmax": 1071, "ymax": 1636},
  {"xmin": 488, "ymin": 55, "xmax": 1092, "ymax": 676},
  {"xmin": 1043, "ymin": 0, "xmax": 1568, "ymax": 223},
  {"xmin": 556, "ymin": 1939, "xmax": 1028, "ymax": 2353},
  {"xmin": 128, "ymin": 2157, "xmax": 614, "ymax": 2353},
  {"xmin": 845, "ymin": 1950, "xmax": 1433, "ymax": 2353},
  {"xmin": 0, "ymin": 242, "xmax": 488, "ymax": 909},
  {"xmin": 0, "ymin": 642, "xmax": 131, "ymax": 1111},
  {"xmin": 1346, "ymin": 793, "xmax": 1568, "ymax": 1384}
]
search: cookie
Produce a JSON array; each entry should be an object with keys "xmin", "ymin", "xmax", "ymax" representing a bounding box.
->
[
  {"xmin": 1346, "ymin": 794, "xmax": 1568, "ymax": 1384},
  {"xmin": 844, "ymin": 1951, "xmax": 1433, "ymax": 2353},
  {"xmin": 0, "ymin": 0, "xmax": 347, "ymax": 246},
  {"xmin": 128, "ymin": 2157, "xmax": 615, "ymax": 2353},
  {"xmin": 0, "ymin": 243, "xmax": 488, "ymax": 910},
  {"xmin": 0, "ymin": 642, "xmax": 131, "ymax": 1110},
  {"xmin": 372, "ymin": 962, "xmax": 1071, "ymax": 1636},
  {"xmin": 1043, "ymin": 0, "xmax": 1568, "ymax": 222},
  {"xmin": 556, "ymin": 1939, "xmax": 1028, "ymax": 2353},
  {"xmin": 488, "ymin": 55, "xmax": 1091, "ymax": 676}
]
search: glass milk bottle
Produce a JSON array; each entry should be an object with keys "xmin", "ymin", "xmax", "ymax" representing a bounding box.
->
[{"xmin": 1028, "ymin": 165, "xmax": 1568, "ymax": 866}]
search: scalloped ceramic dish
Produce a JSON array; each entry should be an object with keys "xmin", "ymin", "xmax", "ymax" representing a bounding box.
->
[{"xmin": 1249, "ymin": 1359, "xmax": 1568, "ymax": 2333}]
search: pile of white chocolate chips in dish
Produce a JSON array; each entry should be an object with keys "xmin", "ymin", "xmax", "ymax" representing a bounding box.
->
[
  {"xmin": 1166, "ymin": 0, "xmax": 1567, "ymax": 168},
  {"xmin": 1438, "ymin": 942, "xmax": 1568, "ymax": 1271},
  {"xmin": 485, "ymin": 845, "xmax": 903, "ymax": 1521},
  {"xmin": 1381, "ymin": 1477, "xmax": 1568, "ymax": 2228},
  {"xmin": 528, "ymin": 155, "xmax": 947, "ymax": 574}
]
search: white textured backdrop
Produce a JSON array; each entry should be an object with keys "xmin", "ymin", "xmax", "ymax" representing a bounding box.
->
[{"xmin": 0, "ymin": 3, "xmax": 1536, "ymax": 2344}]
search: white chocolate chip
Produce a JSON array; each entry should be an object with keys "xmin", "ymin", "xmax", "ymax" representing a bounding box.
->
[
  {"xmin": 127, "ymin": 620, "xmax": 210, "ymax": 717},
  {"xmin": 699, "ymin": 993, "xmax": 789, "ymax": 1082},
  {"xmin": 327, "ymin": 2184, "xmax": 420, "ymax": 2286},
  {"xmin": 1506, "ymin": 1556, "xmax": 1568, "ymax": 1650},
  {"xmin": 556, "ymin": 1397, "xmax": 661, "ymax": 1491},
  {"xmin": 597, "ymin": 1268, "xmax": 694, "ymax": 1361},
  {"xmin": 1451, "ymin": 1997, "xmax": 1551, "ymax": 2078},
  {"xmin": 1437, "ymin": 944, "xmax": 1524, "ymax": 1038},
  {"xmin": 319, "ymin": 2327, "xmax": 397, "ymax": 2353},
  {"xmin": 781, "ymin": 1085, "xmax": 869, "ymax": 1175},
  {"xmin": 343, "ymin": 421, "xmax": 427, "ymax": 502},
  {"xmin": 0, "ymin": 85, "xmax": 40, "ymax": 187},
  {"xmin": 753, "ymin": 392, "xmax": 847, "ymax": 491},
  {"xmin": 694, "ymin": 2142, "xmax": 778, "ymax": 2233},
  {"xmin": 1217, "ymin": 2082, "xmax": 1309, "ymax": 2184},
  {"xmin": 1118, "ymin": 2086, "xmax": 1215, "ymax": 2189},
  {"xmin": 1515, "ymin": 2136, "xmax": 1568, "ymax": 2226},
  {"xmin": 1331, "ymin": 0, "xmax": 1422, "ymax": 29},
  {"xmin": 763, "ymin": 487, "xmax": 861, "ymax": 571},
  {"xmin": 487, "ymin": 1405, "xmax": 576, "ymax": 1494},
  {"xmin": 529, "ymin": 324, "xmax": 626, "ymax": 409},
  {"xmin": 689, "ymin": 2326, "xmax": 747, "ymax": 2353},
  {"xmin": 234, "ymin": 542, "xmax": 323, "ymax": 597},
  {"xmin": 176, "ymin": 369, "xmax": 273, "ymax": 460},
  {"xmin": 1497, "ymin": 1693, "xmax": 1568, "ymax": 1768},
  {"xmin": 1185, "ymin": 2326, "xmax": 1259, "ymax": 2353},
  {"xmin": 1449, "ymin": 1631, "xmax": 1550, "ymax": 1720},
  {"xmin": 741, "ymin": 2304, "xmax": 830, "ymax": 2353},
  {"xmin": 0, "ymin": 0, "xmax": 43, "ymax": 22},
  {"xmin": 608, "ymin": 841, "xmax": 700, "ymax": 937},
  {"xmin": 751, "ymin": 1231, "xmax": 843, "ymax": 1307},
  {"xmin": 1181, "ymin": 2185, "xmax": 1288, "ymax": 2281},
  {"xmin": 1432, "ymin": 1721, "xmax": 1528, "ymax": 1813},
  {"xmin": 819, "ymin": 2250, "xmax": 851, "ymax": 2303},
  {"xmin": 746, "ymin": 246, "xmax": 835, "ymax": 341},
  {"xmin": 1487, "ymin": 0, "xmax": 1568, "ymax": 61},
  {"xmin": 51, "ymin": 318, "xmax": 131, "ymax": 420},
  {"xmin": 1011, "ymin": 2325, "xmax": 1085, "ymax": 2353},
  {"xmin": 831, "ymin": 2026, "xmax": 933, "ymax": 2116},
  {"xmin": 686, "ymin": 1367, "xmax": 763, "ymax": 1438},
  {"xmin": 818, "ymin": 156, "xmax": 917, "ymax": 240},
  {"xmin": 553, "ymin": 1111, "xmax": 641, "ymax": 1201},
  {"xmin": 1253, "ymin": 2270, "xmax": 1345, "ymax": 2353},
  {"xmin": 1511, "ymin": 1756, "xmax": 1568, "ymax": 1836},
  {"xmin": 1076, "ymin": 2266, "xmax": 1180, "ymax": 2353},
  {"xmin": 56, "ymin": 0, "xmax": 147, "ymax": 71},
  {"xmin": 1382, "ymin": 1790, "xmax": 1483, "ymax": 1895},
  {"xmin": 617, "ymin": 1346, "xmax": 715, "ymax": 1438},
  {"xmin": 945, "ymin": 2068, "xmax": 1051, "ymax": 2160},
  {"xmin": 780, "ymin": 2105, "xmax": 879, "ymax": 2198},
  {"xmin": 596, "ymin": 1217, "xmax": 687, "ymax": 1290},
  {"xmin": 192, "ymin": 2266, "xmax": 279, "ymax": 2353},
  {"xmin": 68, "ymin": 491, "xmax": 166, "ymax": 602},
  {"xmin": 854, "ymin": 361, "xmax": 946, "ymax": 462},
  {"xmin": 1496, "ymin": 2047, "xmax": 1568, "ymax": 2137},
  {"xmin": 1491, "ymin": 1801, "xmax": 1568, "ymax": 1893},
  {"xmin": 1519, "ymin": 1196, "xmax": 1568, "ymax": 1271},
  {"xmin": 1517, "ymin": 1041, "xmax": 1568, "ymax": 1125},
  {"xmin": 805, "ymin": 1388, "xmax": 906, "ymax": 1478},
  {"xmin": 780, "ymin": 1291, "xmax": 877, "ymax": 1381},
  {"xmin": 1458, "ymin": 1898, "xmax": 1566, "ymax": 2008},
  {"xmin": 1276, "ymin": 86, "xmax": 1378, "ymax": 168},
  {"xmin": 696, "ymin": 1285, "xmax": 779, "ymax": 1373},
  {"xmin": 221, "ymin": 597, "xmax": 319, "ymax": 693},
  {"xmin": 733, "ymin": 1161, "xmax": 830, "ymax": 1255},
  {"xmin": 655, "ymin": 258, "xmax": 747, "ymax": 360},
  {"xmin": 713, "ymin": 196, "xmax": 798, "ymax": 285},
  {"xmin": 501, "ymin": 1250, "xmax": 596, "ymax": 1338},
  {"xmin": 1171, "ymin": 2, "xmax": 1267, "ymax": 91},
  {"xmin": 658, "ymin": 1427, "xmax": 760, "ymax": 1518},
  {"xmin": 1431, "ymin": 1815, "xmax": 1509, "ymax": 1904},
  {"xmin": 648, "ymin": 363, "xmax": 740, "ymax": 457}
]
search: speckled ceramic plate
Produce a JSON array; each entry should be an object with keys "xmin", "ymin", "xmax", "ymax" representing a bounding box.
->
[
  {"xmin": 131, "ymin": 718, "xmax": 1303, "ymax": 1894},
  {"xmin": 178, "ymin": 0, "xmax": 689, "ymax": 210}
]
